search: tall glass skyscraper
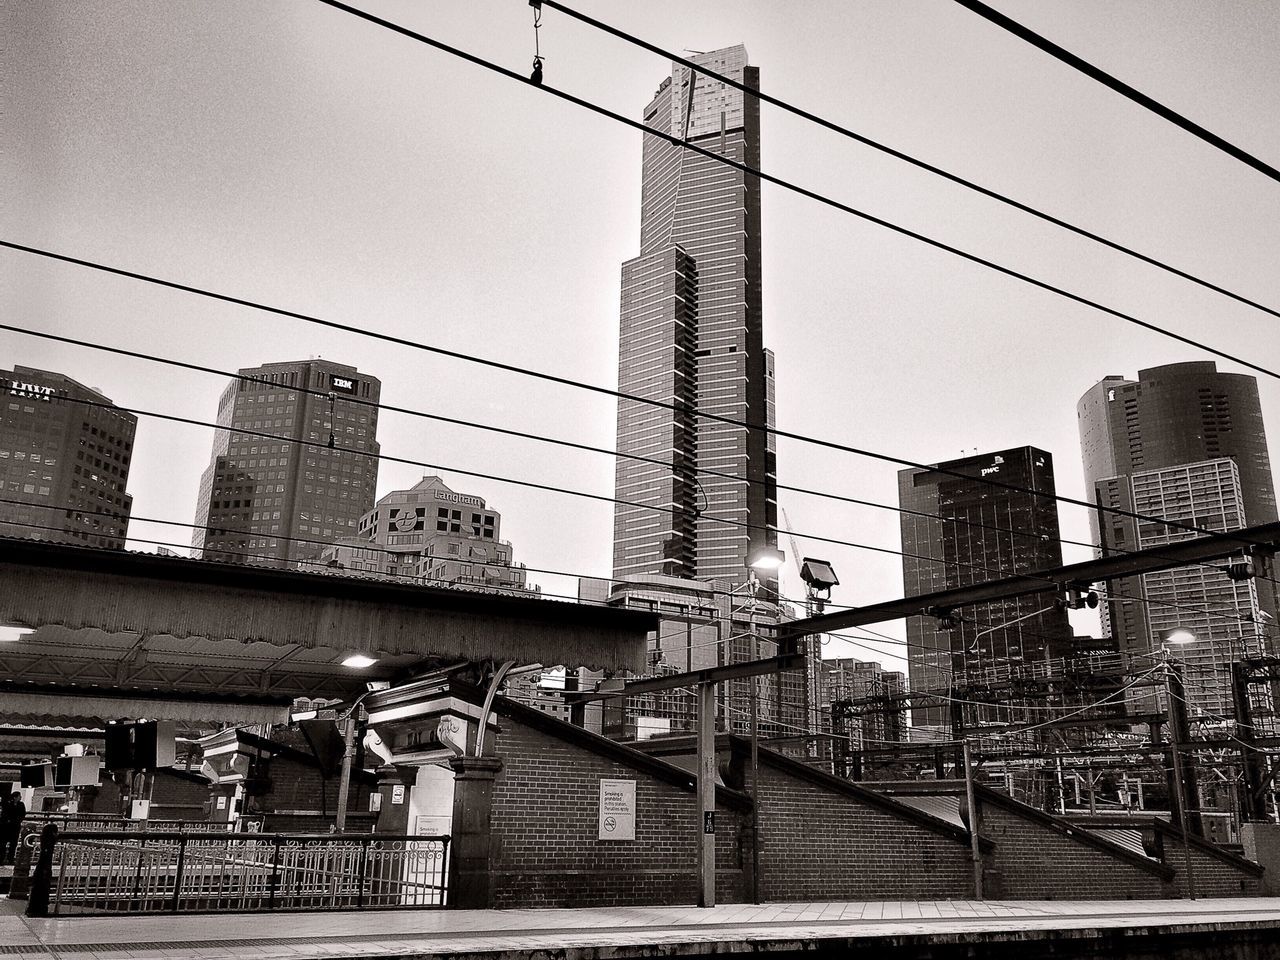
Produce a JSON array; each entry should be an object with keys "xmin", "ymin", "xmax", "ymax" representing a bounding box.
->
[
  {"xmin": 1078, "ymin": 361, "xmax": 1277, "ymax": 711},
  {"xmin": 612, "ymin": 46, "xmax": 777, "ymax": 583},
  {"xmin": 899, "ymin": 447, "xmax": 1074, "ymax": 733}
]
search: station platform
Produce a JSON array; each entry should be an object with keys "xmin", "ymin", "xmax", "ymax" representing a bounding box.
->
[{"xmin": 4, "ymin": 897, "xmax": 1280, "ymax": 960}]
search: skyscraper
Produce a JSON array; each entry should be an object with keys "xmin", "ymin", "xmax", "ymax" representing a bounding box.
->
[
  {"xmin": 1078, "ymin": 362, "xmax": 1277, "ymax": 709},
  {"xmin": 612, "ymin": 46, "xmax": 777, "ymax": 583},
  {"xmin": 0, "ymin": 365, "xmax": 136, "ymax": 549},
  {"xmin": 192, "ymin": 360, "xmax": 380, "ymax": 568},
  {"xmin": 899, "ymin": 447, "xmax": 1073, "ymax": 733}
]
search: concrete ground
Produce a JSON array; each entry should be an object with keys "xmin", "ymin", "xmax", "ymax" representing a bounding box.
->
[{"xmin": 0, "ymin": 897, "xmax": 1278, "ymax": 960}]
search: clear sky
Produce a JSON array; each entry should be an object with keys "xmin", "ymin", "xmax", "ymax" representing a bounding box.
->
[{"xmin": 3, "ymin": 0, "xmax": 1278, "ymax": 674}]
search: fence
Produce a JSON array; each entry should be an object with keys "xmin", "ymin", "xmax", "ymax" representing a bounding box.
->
[
  {"xmin": 10, "ymin": 816, "xmax": 238, "ymax": 899},
  {"xmin": 28, "ymin": 826, "xmax": 450, "ymax": 916}
]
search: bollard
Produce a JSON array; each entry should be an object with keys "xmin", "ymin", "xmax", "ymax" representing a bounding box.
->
[{"xmin": 26, "ymin": 823, "xmax": 58, "ymax": 918}]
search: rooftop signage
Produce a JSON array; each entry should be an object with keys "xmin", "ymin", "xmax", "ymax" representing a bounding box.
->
[
  {"xmin": 435, "ymin": 489, "xmax": 483, "ymax": 508},
  {"xmin": 3, "ymin": 378, "xmax": 54, "ymax": 402}
]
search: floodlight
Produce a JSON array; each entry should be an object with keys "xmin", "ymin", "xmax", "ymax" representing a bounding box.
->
[
  {"xmin": 745, "ymin": 546, "xmax": 785, "ymax": 572},
  {"xmin": 799, "ymin": 558, "xmax": 839, "ymax": 592}
]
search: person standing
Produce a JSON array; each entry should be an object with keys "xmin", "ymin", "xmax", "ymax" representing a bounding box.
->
[{"xmin": 0, "ymin": 791, "xmax": 26, "ymax": 865}]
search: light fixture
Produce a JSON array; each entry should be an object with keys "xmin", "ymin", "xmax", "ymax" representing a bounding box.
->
[
  {"xmin": 365, "ymin": 680, "xmax": 391, "ymax": 693},
  {"xmin": 800, "ymin": 558, "xmax": 839, "ymax": 592},
  {"xmin": 341, "ymin": 653, "xmax": 378, "ymax": 669},
  {"xmin": 1163, "ymin": 629, "xmax": 1197, "ymax": 646},
  {"xmin": 745, "ymin": 545, "xmax": 785, "ymax": 572},
  {"xmin": 0, "ymin": 625, "xmax": 34, "ymax": 643}
]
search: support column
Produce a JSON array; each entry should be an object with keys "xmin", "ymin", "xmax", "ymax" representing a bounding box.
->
[
  {"xmin": 697, "ymin": 681, "xmax": 716, "ymax": 908},
  {"xmin": 448, "ymin": 755, "xmax": 502, "ymax": 909},
  {"xmin": 372, "ymin": 765, "xmax": 416, "ymax": 835}
]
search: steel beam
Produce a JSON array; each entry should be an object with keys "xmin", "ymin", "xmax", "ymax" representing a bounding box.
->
[{"xmin": 780, "ymin": 521, "xmax": 1280, "ymax": 637}]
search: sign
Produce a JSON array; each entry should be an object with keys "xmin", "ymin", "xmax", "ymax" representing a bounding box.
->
[
  {"xmin": 434, "ymin": 490, "xmax": 483, "ymax": 508},
  {"xmin": 598, "ymin": 778, "xmax": 636, "ymax": 841},
  {"xmin": 394, "ymin": 513, "xmax": 417, "ymax": 532},
  {"xmin": 329, "ymin": 374, "xmax": 358, "ymax": 395},
  {"xmin": 704, "ymin": 810, "xmax": 715, "ymax": 834},
  {"xmin": 216, "ymin": 796, "xmax": 227, "ymax": 810},
  {"xmin": 3, "ymin": 379, "xmax": 54, "ymax": 402},
  {"xmin": 369, "ymin": 793, "xmax": 382, "ymax": 813},
  {"xmin": 391, "ymin": 784, "xmax": 406, "ymax": 805}
]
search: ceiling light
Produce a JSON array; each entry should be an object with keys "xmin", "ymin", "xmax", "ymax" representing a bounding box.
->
[
  {"xmin": 341, "ymin": 654, "xmax": 378, "ymax": 669},
  {"xmin": 0, "ymin": 625, "xmax": 34, "ymax": 643}
]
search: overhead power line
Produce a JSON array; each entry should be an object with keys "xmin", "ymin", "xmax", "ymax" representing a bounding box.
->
[
  {"xmin": 952, "ymin": 0, "xmax": 1280, "ymax": 186},
  {"xmin": 4, "ymin": 320, "xmax": 1244, "ymax": 583},
  {"xmin": 27, "ymin": 389, "xmax": 1033, "ymax": 583},
  {"xmin": 3, "ymin": 252, "xmax": 1267, "ymax": 554},
  {"xmin": 538, "ymin": 0, "xmax": 1280, "ymax": 321},
  {"xmin": 309, "ymin": 0, "xmax": 1279, "ymax": 384}
]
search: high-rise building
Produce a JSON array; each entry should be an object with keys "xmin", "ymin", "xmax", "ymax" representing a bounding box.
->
[
  {"xmin": 0, "ymin": 366, "xmax": 136, "ymax": 549},
  {"xmin": 899, "ymin": 447, "xmax": 1074, "ymax": 733},
  {"xmin": 1077, "ymin": 362, "xmax": 1277, "ymax": 707},
  {"xmin": 192, "ymin": 360, "xmax": 380, "ymax": 567},
  {"xmin": 612, "ymin": 45, "xmax": 777, "ymax": 583},
  {"xmin": 824, "ymin": 659, "xmax": 908, "ymax": 746},
  {"xmin": 320, "ymin": 476, "xmax": 536, "ymax": 596}
]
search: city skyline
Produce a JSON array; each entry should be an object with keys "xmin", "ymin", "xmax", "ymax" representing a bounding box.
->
[{"xmin": 3, "ymin": 1, "xmax": 1278, "ymax": 675}]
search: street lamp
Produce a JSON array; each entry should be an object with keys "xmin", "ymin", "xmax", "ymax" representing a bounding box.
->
[
  {"xmin": 1159, "ymin": 629, "xmax": 1197, "ymax": 900},
  {"xmin": 745, "ymin": 545, "xmax": 785, "ymax": 573}
]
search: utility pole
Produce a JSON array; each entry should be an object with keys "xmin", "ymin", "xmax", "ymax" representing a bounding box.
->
[
  {"xmin": 962, "ymin": 739, "xmax": 983, "ymax": 899},
  {"xmin": 697, "ymin": 681, "xmax": 716, "ymax": 907},
  {"xmin": 1165, "ymin": 662, "xmax": 1197, "ymax": 900}
]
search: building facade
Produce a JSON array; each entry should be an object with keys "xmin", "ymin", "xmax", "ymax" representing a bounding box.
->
[
  {"xmin": 824, "ymin": 659, "xmax": 908, "ymax": 747},
  {"xmin": 1077, "ymin": 362, "xmax": 1277, "ymax": 709},
  {"xmin": 192, "ymin": 360, "xmax": 380, "ymax": 568},
  {"xmin": 320, "ymin": 476, "xmax": 535, "ymax": 596},
  {"xmin": 899, "ymin": 447, "xmax": 1074, "ymax": 734},
  {"xmin": 0, "ymin": 366, "xmax": 136, "ymax": 549},
  {"xmin": 612, "ymin": 45, "xmax": 778, "ymax": 583}
]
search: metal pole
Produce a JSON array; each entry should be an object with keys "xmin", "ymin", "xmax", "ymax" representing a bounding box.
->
[
  {"xmin": 334, "ymin": 714, "xmax": 356, "ymax": 833},
  {"xmin": 749, "ymin": 634, "xmax": 761, "ymax": 904},
  {"xmin": 697, "ymin": 681, "xmax": 716, "ymax": 907},
  {"xmin": 962, "ymin": 740, "xmax": 983, "ymax": 899},
  {"xmin": 1166, "ymin": 662, "xmax": 1197, "ymax": 900}
]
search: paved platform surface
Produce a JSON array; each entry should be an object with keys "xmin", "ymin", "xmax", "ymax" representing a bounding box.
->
[{"xmin": 2, "ymin": 897, "xmax": 1279, "ymax": 960}]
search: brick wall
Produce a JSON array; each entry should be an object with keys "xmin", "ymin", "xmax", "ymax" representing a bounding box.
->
[
  {"xmin": 254, "ymin": 752, "xmax": 374, "ymax": 832},
  {"xmin": 489, "ymin": 719, "xmax": 746, "ymax": 908},
  {"xmin": 1160, "ymin": 833, "xmax": 1263, "ymax": 898},
  {"xmin": 755, "ymin": 763, "xmax": 973, "ymax": 901},
  {"xmin": 979, "ymin": 804, "xmax": 1165, "ymax": 900}
]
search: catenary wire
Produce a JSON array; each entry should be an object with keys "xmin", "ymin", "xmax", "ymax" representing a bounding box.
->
[
  {"xmin": 951, "ymin": 0, "xmax": 1280, "ymax": 186},
  {"xmin": 17, "ymin": 389, "xmax": 1117, "ymax": 587},
  {"xmin": 2, "ymin": 245, "xmax": 1269, "ymax": 555},
  {"xmin": 309, "ymin": 0, "xmax": 1280, "ymax": 385},
  {"xmin": 538, "ymin": 0, "xmax": 1280, "ymax": 321},
  {"xmin": 7, "ymin": 321, "xmax": 1259, "ymax": 592}
]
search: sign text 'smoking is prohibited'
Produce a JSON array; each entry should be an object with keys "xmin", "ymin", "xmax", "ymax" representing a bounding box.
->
[{"xmin": 598, "ymin": 778, "xmax": 636, "ymax": 841}]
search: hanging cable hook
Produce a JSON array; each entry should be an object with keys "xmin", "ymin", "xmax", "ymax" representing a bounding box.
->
[{"xmin": 530, "ymin": 0, "xmax": 544, "ymax": 85}]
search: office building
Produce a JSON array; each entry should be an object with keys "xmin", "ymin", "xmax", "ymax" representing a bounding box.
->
[
  {"xmin": 192, "ymin": 360, "xmax": 380, "ymax": 567},
  {"xmin": 899, "ymin": 447, "xmax": 1074, "ymax": 733},
  {"xmin": 1078, "ymin": 362, "xmax": 1277, "ymax": 709},
  {"xmin": 612, "ymin": 45, "xmax": 778, "ymax": 583},
  {"xmin": 0, "ymin": 366, "xmax": 136, "ymax": 549},
  {"xmin": 321, "ymin": 476, "xmax": 536, "ymax": 596}
]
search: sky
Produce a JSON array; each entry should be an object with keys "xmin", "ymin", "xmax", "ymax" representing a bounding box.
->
[{"xmin": 3, "ymin": 0, "xmax": 1278, "ymax": 675}]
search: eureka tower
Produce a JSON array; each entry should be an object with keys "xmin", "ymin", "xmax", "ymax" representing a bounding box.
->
[{"xmin": 612, "ymin": 46, "xmax": 778, "ymax": 582}]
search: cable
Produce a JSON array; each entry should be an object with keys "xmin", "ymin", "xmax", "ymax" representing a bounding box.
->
[
  {"xmin": 4, "ymin": 249, "xmax": 1268, "ymax": 557},
  {"xmin": 18, "ymin": 389, "xmax": 1093, "ymax": 588},
  {"xmin": 951, "ymin": 0, "xmax": 1280, "ymax": 186},
  {"xmin": 307, "ymin": 0, "xmax": 1279, "ymax": 385},
  {"xmin": 0, "ymin": 320, "xmax": 1143, "ymax": 566},
  {"xmin": 538, "ymin": 0, "xmax": 1280, "ymax": 322}
]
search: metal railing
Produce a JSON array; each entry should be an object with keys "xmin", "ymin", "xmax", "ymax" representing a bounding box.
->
[{"xmin": 28, "ymin": 826, "xmax": 449, "ymax": 915}]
